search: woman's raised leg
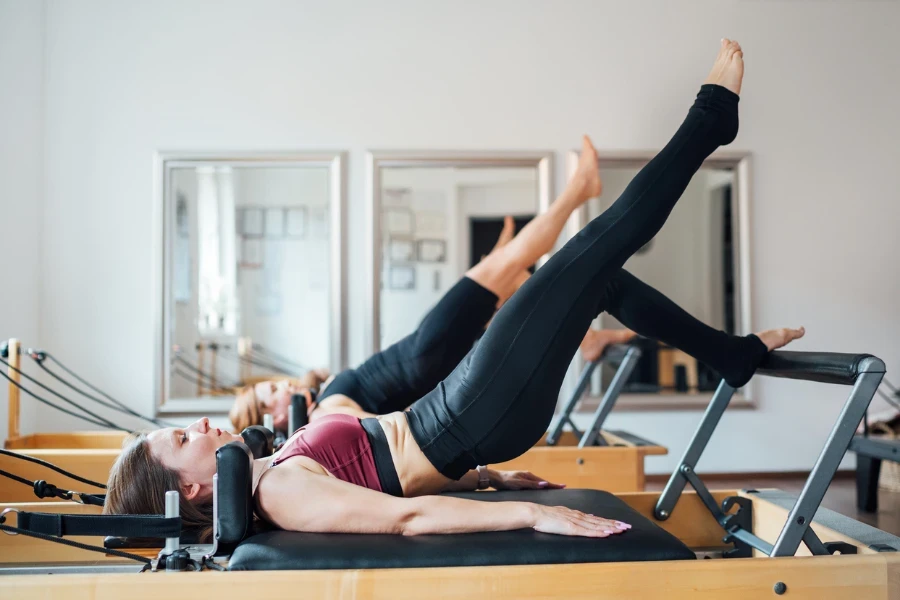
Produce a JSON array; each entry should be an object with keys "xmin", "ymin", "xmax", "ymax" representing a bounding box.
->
[
  {"xmin": 465, "ymin": 159, "xmax": 600, "ymax": 305},
  {"xmin": 407, "ymin": 40, "xmax": 756, "ymax": 477},
  {"xmin": 601, "ymin": 269, "xmax": 804, "ymax": 387}
]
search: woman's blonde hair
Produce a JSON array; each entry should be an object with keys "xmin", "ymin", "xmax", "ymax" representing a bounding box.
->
[
  {"xmin": 228, "ymin": 370, "xmax": 330, "ymax": 433},
  {"xmin": 229, "ymin": 386, "xmax": 260, "ymax": 434},
  {"xmin": 103, "ymin": 432, "xmax": 214, "ymax": 542}
]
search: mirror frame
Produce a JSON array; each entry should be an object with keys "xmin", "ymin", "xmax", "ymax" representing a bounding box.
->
[
  {"xmin": 365, "ymin": 151, "xmax": 553, "ymax": 355},
  {"xmin": 153, "ymin": 151, "xmax": 347, "ymax": 416},
  {"xmin": 566, "ymin": 149, "xmax": 754, "ymax": 409}
]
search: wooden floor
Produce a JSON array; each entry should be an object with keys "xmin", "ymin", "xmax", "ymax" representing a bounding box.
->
[{"xmin": 647, "ymin": 473, "xmax": 900, "ymax": 536}]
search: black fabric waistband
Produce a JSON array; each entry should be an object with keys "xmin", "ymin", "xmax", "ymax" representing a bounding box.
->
[{"xmin": 360, "ymin": 418, "xmax": 404, "ymax": 497}]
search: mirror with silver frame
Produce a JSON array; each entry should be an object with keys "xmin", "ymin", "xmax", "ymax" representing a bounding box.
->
[
  {"xmin": 566, "ymin": 151, "xmax": 752, "ymax": 409},
  {"xmin": 366, "ymin": 152, "xmax": 552, "ymax": 355},
  {"xmin": 155, "ymin": 153, "xmax": 346, "ymax": 415}
]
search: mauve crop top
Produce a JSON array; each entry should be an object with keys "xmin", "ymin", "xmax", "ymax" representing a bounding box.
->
[{"xmin": 271, "ymin": 414, "xmax": 383, "ymax": 492}]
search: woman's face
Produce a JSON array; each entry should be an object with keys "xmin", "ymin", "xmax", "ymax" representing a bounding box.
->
[
  {"xmin": 253, "ymin": 380, "xmax": 305, "ymax": 431},
  {"xmin": 147, "ymin": 417, "xmax": 243, "ymax": 501}
]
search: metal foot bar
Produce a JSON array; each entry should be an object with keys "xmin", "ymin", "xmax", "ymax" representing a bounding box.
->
[
  {"xmin": 655, "ymin": 350, "xmax": 886, "ymax": 559},
  {"xmin": 579, "ymin": 347, "xmax": 642, "ymax": 448},
  {"xmin": 770, "ymin": 360, "xmax": 885, "ymax": 556},
  {"xmin": 547, "ymin": 344, "xmax": 641, "ymax": 447},
  {"xmin": 546, "ymin": 361, "xmax": 596, "ymax": 445},
  {"xmin": 654, "ymin": 381, "xmax": 736, "ymax": 520}
]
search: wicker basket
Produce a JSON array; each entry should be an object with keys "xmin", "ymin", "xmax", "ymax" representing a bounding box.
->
[{"xmin": 871, "ymin": 423, "xmax": 900, "ymax": 493}]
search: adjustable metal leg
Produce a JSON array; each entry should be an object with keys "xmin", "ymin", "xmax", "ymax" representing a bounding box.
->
[
  {"xmin": 578, "ymin": 347, "xmax": 642, "ymax": 448},
  {"xmin": 771, "ymin": 365, "xmax": 885, "ymax": 556},
  {"xmin": 654, "ymin": 380, "xmax": 736, "ymax": 520},
  {"xmin": 546, "ymin": 360, "xmax": 598, "ymax": 445}
]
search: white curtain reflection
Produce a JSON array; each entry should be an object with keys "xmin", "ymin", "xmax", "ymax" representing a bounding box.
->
[{"xmin": 196, "ymin": 167, "xmax": 237, "ymax": 334}]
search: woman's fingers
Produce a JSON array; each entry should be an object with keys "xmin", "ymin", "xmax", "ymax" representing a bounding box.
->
[
  {"xmin": 516, "ymin": 471, "xmax": 566, "ymax": 489},
  {"xmin": 535, "ymin": 505, "xmax": 632, "ymax": 537},
  {"xmin": 563, "ymin": 508, "xmax": 631, "ymax": 533}
]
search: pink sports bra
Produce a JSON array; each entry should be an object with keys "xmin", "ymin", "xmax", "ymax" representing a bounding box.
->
[{"xmin": 271, "ymin": 414, "xmax": 383, "ymax": 493}]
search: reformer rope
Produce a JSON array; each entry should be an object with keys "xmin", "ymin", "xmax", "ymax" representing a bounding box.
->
[
  {"xmin": 0, "ymin": 469, "xmax": 105, "ymax": 505},
  {"xmin": 0, "ymin": 364, "xmax": 123, "ymax": 430},
  {"xmin": 0, "ymin": 521, "xmax": 153, "ymax": 566},
  {"xmin": 171, "ymin": 353, "xmax": 238, "ymax": 391},
  {"xmin": 0, "ymin": 449, "xmax": 107, "ymax": 489},
  {"xmin": 216, "ymin": 346, "xmax": 298, "ymax": 376},
  {"xmin": 0, "ymin": 355, "xmax": 129, "ymax": 430},
  {"xmin": 252, "ymin": 344, "xmax": 309, "ymax": 372},
  {"xmin": 31, "ymin": 352, "xmax": 174, "ymax": 428}
]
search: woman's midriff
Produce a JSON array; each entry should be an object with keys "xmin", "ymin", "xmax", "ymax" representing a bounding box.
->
[{"xmin": 376, "ymin": 412, "xmax": 452, "ymax": 496}]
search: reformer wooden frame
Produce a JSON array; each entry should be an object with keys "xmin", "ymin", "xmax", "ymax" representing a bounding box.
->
[{"xmin": 2, "ymin": 490, "xmax": 898, "ymax": 600}]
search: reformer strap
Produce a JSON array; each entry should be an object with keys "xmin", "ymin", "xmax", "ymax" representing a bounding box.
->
[
  {"xmin": 0, "ymin": 523, "xmax": 152, "ymax": 566},
  {"xmin": 0, "ymin": 469, "xmax": 105, "ymax": 505},
  {"xmin": 11, "ymin": 512, "xmax": 180, "ymax": 539}
]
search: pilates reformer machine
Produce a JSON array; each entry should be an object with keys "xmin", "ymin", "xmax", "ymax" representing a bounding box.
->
[
  {"xmin": 0, "ymin": 350, "xmax": 896, "ymax": 599},
  {"xmin": 0, "ymin": 338, "xmax": 665, "ymax": 503}
]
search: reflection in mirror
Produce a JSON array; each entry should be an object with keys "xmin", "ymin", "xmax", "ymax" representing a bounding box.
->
[
  {"xmin": 572, "ymin": 154, "xmax": 750, "ymax": 405},
  {"xmin": 368, "ymin": 154, "xmax": 551, "ymax": 353},
  {"xmin": 158, "ymin": 155, "xmax": 345, "ymax": 414}
]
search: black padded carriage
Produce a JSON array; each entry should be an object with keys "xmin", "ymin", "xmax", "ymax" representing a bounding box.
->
[{"xmin": 228, "ymin": 489, "xmax": 694, "ymax": 571}]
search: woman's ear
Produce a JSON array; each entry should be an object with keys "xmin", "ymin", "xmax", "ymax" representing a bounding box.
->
[{"xmin": 181, "ymin": 482, "xmax": 201, "ymax": 501}]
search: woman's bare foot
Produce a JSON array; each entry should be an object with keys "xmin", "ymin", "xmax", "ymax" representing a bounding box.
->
[
  {"xmin": 491, "ymin": 216, "xmax": 516, "ymax": 253},
  {"xmin": 755, "ymin": 327, "xmax": 806, "ymax": 352},
  {"xmin": 704, "ymin": 38, "xmax": 744, "ymax": 96},
  {"xmin": 580, "ymin": 328, "xmax": 637, "ymax": 362},
  {"xmin": 573, "ymin": 135, "xmax": 603, "ymax": 199}
]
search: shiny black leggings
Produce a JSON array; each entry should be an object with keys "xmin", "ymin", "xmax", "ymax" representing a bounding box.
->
[
  {"xmin": 319, "ymin": 277, "xmax": 497, "ymax": 414},
  {"xmin": 407, "ymin": 85, "xmax": 766, "ymax": 479}
]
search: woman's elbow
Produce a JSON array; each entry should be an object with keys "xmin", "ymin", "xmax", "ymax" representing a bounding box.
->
[{"xmin": 395, "ymin": 501, "xmax": 427, "ymax": 536}]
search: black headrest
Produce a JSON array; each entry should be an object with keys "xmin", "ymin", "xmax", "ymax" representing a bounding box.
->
[
  {"xmin": 213, "ymin": 442, "xmax": 254, "ymax": 556},
  {"xmin": 241, "ymin": 425, "xmax": 274, "ymax": 459},
  {"xmin": 757, "ymin": 351, "xmax": 885, "ymax": 386},
  {"xmin": 290, "ymin": 391, "xmax": 311, "ymax": 432}
]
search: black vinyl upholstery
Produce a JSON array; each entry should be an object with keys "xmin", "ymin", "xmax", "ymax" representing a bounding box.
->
[
  {"xmin": 757, "ymin": 351, "xmax": 882, "ymax": 385},
  {"xmin": 228, "ymin": 489, "xmax": 694, "ymax": 571},
  {"xmin": 215, "ymin": 442, "xmax": 255, "ymax": 556}
]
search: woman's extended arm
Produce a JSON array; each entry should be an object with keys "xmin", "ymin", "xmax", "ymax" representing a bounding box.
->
[{"xmin": 255, "ymin": 464, "xmax": 626, "ymax": 537}]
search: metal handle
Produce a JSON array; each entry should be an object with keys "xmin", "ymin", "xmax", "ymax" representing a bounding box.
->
[{"xmin": 164, "ymin": 490, "xmax": 180, "ymax": 554}]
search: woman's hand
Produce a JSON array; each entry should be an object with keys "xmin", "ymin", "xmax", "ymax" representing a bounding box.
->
[
  {"xmin": 531, "ymin": 505, "xmax": 631, "ymax": 538},
  {"xmin": 490, "ymin": 470, "xmax": 565, "ymax": 491}
]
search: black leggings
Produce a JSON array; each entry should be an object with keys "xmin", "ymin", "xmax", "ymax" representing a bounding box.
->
[
  {"xmin": 319, "ymin": 277, "xmax": 498, "ymax": 414},
  {"xmin": 407, "ymin": 84, "xmax": 765, "ymax": 479}
]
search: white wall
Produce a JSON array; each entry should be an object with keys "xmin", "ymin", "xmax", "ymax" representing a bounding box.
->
[
  {"xmin": 25, "ymin": 0, "xmax": 900, "ymax": 473},
  {"xmin": 0, "ymin": 0, "xmax": 45, "ymax": 440}
]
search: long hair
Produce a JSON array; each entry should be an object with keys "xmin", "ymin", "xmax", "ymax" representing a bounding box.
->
[
  {"xmin": 228, "ymin": 369, "xmax": 330, "ymax": 432},
  {"xmin": 229, "ymin": 386, "xmax": 260, "ymax": 434},
  {"xmin": 103, "ymin": 432, "xmax": 214, "ymax": 543}
]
